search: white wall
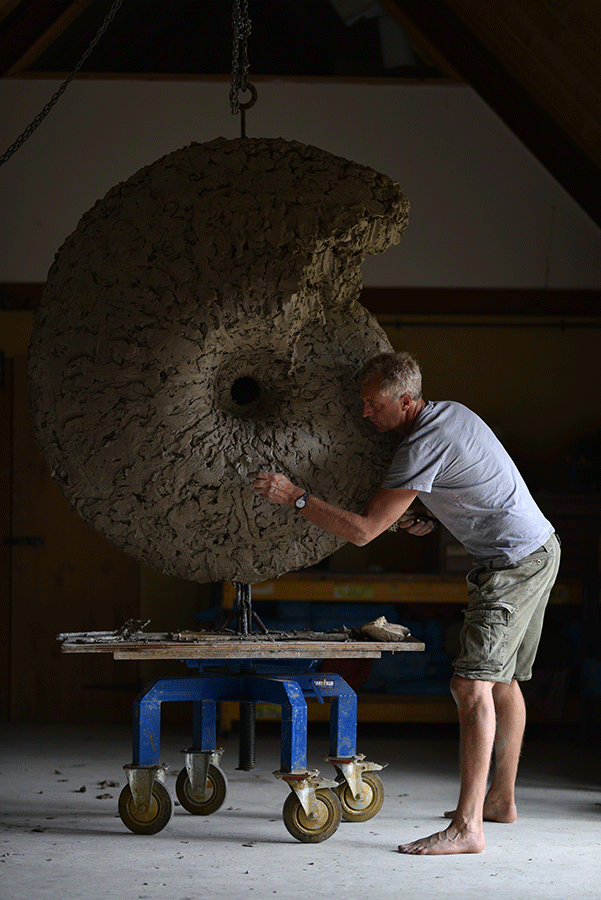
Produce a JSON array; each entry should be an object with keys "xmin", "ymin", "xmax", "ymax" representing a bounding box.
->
[{"xmin": 0, "ymin": 78, "xmax": 599, "ymax": 287}]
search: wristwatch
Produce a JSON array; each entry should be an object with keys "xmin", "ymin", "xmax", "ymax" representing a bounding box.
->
[{"xmin": 294, "ymin": 491, "xmax": 309, "ymax": 510}]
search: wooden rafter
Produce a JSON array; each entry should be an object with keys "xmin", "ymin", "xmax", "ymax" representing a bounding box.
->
[
  {"xmin": 443, "ymin": 0, "xmax": 601, "ymax": 170},
  {"xmin": 383, "ymin": 0, "xmax": 601, "ymax": 227},
  {"xmin": 0, "ymin": 0, "xmax": 93, "ymax": 76}
]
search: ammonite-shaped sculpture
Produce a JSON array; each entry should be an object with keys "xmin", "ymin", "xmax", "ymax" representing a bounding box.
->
[{"xmin": 28, "ymin": 137, "xmax": 409, "ymax": 583}]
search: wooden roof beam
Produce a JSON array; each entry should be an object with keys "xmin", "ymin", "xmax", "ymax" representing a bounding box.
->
[
  {"xmin": 1, "ymin": 0, "xmax": 93, "ymax": 76},
  {"xmin": 382, "ymin": 0, "xmax": 601, "ymax": 227}
]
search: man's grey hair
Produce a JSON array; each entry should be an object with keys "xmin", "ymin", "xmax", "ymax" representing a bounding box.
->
[{"xmin": 358, "ymin": 351, "xmax": 422, "ymax": 401}]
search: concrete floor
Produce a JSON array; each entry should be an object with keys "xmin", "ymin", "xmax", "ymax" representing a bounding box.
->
[{"xmin": 1, "ymin": 719, "xmax": 600, "ymax": 900}]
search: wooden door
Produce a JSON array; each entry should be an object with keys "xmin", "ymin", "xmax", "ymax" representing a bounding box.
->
[{"xmin": 1, "ymin": 357, "xmax": 141, "ymax": 722}]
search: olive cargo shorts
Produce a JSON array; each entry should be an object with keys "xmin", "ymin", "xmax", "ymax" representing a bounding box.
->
[{"xmin": 453, "ymin": 533, "xmax": 561, "ymax": 684}]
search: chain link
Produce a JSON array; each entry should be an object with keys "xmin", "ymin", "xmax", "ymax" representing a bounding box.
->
[
  {"xmin": 0, "ymin": 0, "xmax": 124, "ymax": 168},
  {"xmin": 229, "ymin": 0, "xmax": 252, "ymax": 115}
]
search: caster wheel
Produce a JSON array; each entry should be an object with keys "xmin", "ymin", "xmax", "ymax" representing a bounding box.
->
[
  {"xmin": 175, "ymin": 764, "xmax": 228, "ymax": 816},
  {"xmin": 282, "ymin": 788, "xmax": 342, "ymax": 843},
  {"xmin": 335, "ymin": 772, "xmax": 384, "ymax": 822},
  {"xmin": 118, "ymin": 781, "xmax": 173, "ymax": 835}
]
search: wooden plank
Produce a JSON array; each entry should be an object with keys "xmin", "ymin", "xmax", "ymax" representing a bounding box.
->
[
  {"xmin": 358, "ymin": 287, "xmax": 601, "ymax": 317},
  {"xmin": 58, "ymin": 632, "xmax": 425, "ymax": 660},
  {"xmin": 224, "ymin": 575, "xmax": 468, "ymax": 606},
  {"xmin": 4, "ymin": 284, "xmax": 600, "ymax": 317},
  {"xmin": 112, "ymin": 645, "xmax": 387, "ymax": 660},
  {"xmin": 227, "ymin": 573, "xmax": 583, "ymax": 606},
  {"xmin": 0, "ymin": 357, "xmax": 12, "ymax": 720}
]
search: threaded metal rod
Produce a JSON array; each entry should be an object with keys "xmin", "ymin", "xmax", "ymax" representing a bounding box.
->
[{"xmin": 238, "ymin": 701, "xmax": 256, "ymax": 770}]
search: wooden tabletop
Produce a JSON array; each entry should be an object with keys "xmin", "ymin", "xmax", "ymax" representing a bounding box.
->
[{"xmin": 58, "ymin": 630, "xmax": 425, "ymax": 660}]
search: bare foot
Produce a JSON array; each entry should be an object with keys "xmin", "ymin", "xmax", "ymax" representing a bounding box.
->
[
  {"xmin": 444, "ymin": 797, "xmax": 517, "ymax": 824},
  {"xmin": 398, "ymin": 825, "xmax": 485, "ymax": 856}
]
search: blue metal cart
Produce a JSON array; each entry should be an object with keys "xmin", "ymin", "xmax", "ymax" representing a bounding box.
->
[
  {"xmin": 119, "ymin": 656, "xmax": 387, "ymax": 842},
  {"xmin": 60, "ymin": 584, "xmax": 424, "ymax": 842}
]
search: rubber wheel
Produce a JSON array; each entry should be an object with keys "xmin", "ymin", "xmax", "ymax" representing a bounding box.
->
[
  {"xmin": 335, "ymin": 772, "xmax": 384, "ymax": 822},
  {"xmin": 175, "ymin": 764, "xmax": 228, "ymax": 816},
  {"xmin": 282, "ymin": 788, "xmax": 342, "ymax": 843},
  {"xmin": 118, "ymin": 781, "xmax": 173, "ymax": 835}
]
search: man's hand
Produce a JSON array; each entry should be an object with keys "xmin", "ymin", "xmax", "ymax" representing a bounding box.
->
[
  {"xmin": 396, "ymin": 510, "xmax": 438, "ymax": 536},
  {"xmin": 250, "ymin": 472, "xmax": 304, "ymax": 507}
]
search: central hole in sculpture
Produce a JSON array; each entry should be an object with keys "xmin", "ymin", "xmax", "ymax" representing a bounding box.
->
[{"xmin": 231, "ymin": 376, "xmax": 261, "ymax": 406}]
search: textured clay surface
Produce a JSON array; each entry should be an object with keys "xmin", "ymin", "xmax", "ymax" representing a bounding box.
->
[{"xmin": 28, "ymin": 137, "xmax": 409, "ymax": 583}]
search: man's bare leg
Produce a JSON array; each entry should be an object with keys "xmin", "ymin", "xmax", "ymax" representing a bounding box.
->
[
  {"xmin": 398, "ymin": 676, "xmax": 494, "ymax": 855},
  {"xmin": 483, "ymin": 679, "xmax": 524, "ymax": 821},
  {"xmin": 444, "ymin": 678, "xmax": 524, "ymax": 824}
]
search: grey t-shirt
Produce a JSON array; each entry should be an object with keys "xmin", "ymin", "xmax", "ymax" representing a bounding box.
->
[{"xmin": 382, "ymin": 400, "xmax": 553, "ymax": 566}]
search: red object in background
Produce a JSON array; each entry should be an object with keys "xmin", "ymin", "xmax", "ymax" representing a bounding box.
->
[{"xmin": 319, "ymin": 658, "xmax": 373, "ymax": 692}]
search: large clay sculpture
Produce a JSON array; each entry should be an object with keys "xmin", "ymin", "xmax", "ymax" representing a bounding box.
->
[{"xmin": 28, "ymin": 137, "xmax": 409, "ymax": 583}]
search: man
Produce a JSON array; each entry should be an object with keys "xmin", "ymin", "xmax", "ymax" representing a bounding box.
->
[{"xmin": 251, "ymin": 350, "xmax": 560, "ymax": 855}]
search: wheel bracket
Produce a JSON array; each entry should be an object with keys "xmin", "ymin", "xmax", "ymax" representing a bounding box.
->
[
  {"xmin": 325, "ymin": 754, "xmax": 387, "ymax": 801},
  {"xmin": 274, "ymin": 769, "xmax": 338, "ymax": 819},
  {"xmin": 181, "ymin": 748, "xmax": 224, "ymax": 800},
  {"xmin": 123, "ymin": 763, "xmax": 169, "ymax": 812}
]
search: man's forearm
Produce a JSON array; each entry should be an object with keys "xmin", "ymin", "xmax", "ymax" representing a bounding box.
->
[
  {"xmin": 297, "ymin": 494, "xmax": 376, "ymax": 546},
  {"xmin": 251, "ymin": 471, "xmax": 418, "ymax": 547}
]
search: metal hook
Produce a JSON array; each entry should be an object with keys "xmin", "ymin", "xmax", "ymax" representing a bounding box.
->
[
  {"xmin": 239, "ymin": 82, "xmax": 258, "ymax": 110},
  {"xmin": 239, "ymin": 82, "xmax": 258, "ymax": 138}
]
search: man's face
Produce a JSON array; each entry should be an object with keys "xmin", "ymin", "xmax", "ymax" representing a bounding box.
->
[{"xmin": 360, "ymin": 377, "xmax": 406, "ymax": 432}]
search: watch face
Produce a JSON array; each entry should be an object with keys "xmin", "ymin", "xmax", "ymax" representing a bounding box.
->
[{"xmin": 295, "ymin": 494, "xmax": 307, "ymax": 508}]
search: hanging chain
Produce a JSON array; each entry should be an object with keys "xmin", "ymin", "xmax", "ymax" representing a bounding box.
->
[
  {"xmin": 229, "ymin": 0, "xmax": 252, "ymax": 115},
  {"xmin": 0, "ymin": 0, "xmax": 124, "ymax": 168}
]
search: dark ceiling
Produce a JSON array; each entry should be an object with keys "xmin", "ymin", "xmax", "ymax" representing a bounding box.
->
[
  {"xmin": 1, "ymin": 0, "xmax": 600, "ymax": 226},
  {"xmin": 22, "ymin": 0, "xmax": 445, "ymax": 79}
]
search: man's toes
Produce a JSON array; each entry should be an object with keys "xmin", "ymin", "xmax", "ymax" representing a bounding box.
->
[{"xmin": 398, "ymin": 843, "xmax": 417, "ymax": 854}]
